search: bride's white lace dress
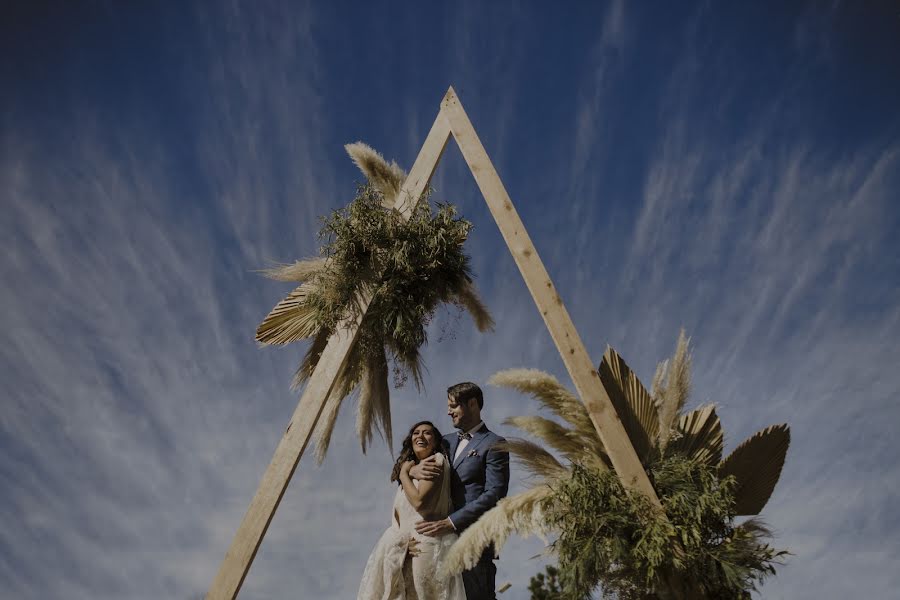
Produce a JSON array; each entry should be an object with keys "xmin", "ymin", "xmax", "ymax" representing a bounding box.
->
[{"xmin": 358, "ymin": 452, "xmax": 466, "ymax": 600}]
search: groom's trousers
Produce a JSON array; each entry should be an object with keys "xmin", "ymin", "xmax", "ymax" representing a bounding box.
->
[{"xmin": 462, "ymin": 551, "xmax": 497, "ymax": 600}]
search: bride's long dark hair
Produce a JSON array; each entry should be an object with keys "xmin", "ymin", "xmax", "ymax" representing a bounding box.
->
[{"xmin": 390, "ymin": 420, "xmax": 444, "ymax": 483}]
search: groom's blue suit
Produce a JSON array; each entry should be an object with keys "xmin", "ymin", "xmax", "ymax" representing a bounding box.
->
[{"xmin": 443, "ymin": 424, "xmax": 510, "ymax": 600}]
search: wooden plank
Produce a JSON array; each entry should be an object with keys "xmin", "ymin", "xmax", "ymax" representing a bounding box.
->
[
  {"xmin": 206, "ymin": 109, "xmax": 452, "ymax": 600},
  {"xmin": 439, "ymin": 87, "xmax": 661, "ymax": 506}
]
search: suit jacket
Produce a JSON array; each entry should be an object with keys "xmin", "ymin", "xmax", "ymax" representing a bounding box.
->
[{"xmin": 443, "ymin": 424, "xmax": 510, "ymax": 536}]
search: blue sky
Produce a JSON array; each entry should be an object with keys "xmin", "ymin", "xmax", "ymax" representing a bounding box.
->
[{"xmin": 2, "ymin": 1, "xmax": 899, "ymax": 598}]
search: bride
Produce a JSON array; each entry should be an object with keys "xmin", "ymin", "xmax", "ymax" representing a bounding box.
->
[{"xmin": 358, "ymin": 420, "xmax": 466, "ymax": 600}]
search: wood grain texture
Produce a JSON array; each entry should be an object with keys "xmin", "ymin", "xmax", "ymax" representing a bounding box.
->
[
  {"xmin": 206, "ymin": 110, "xmax": 452, "ymax": 600},
  {"xmin": 440, "ymin": 87, "xmax": 661, "ymax": 506}
]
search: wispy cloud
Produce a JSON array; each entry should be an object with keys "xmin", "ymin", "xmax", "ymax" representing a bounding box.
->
[
  {"xmin": 2, "ymin": 2, "xmax": 898, "ymax": 599},
  {"xmin": 569, "ymin": 0, "xmax": 626, "ymax": 188},
  {"xmin": 0, "ymin": 3, "xmax": 337, "ymax": 598}
]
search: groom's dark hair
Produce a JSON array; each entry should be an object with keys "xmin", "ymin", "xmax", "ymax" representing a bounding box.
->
[{"xmin": 448, "ymin": 382, "xmax": 483, "ymax": 409}]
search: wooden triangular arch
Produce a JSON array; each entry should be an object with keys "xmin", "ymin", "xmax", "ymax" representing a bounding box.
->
[{"xmin": 207, "ymin": 87, "xmax": 661, "ymax": 599}]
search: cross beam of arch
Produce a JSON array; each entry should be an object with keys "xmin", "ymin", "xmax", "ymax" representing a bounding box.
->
[{"xmin": 206, "ymin": 87, "xmax": 661, "ymax": 600}]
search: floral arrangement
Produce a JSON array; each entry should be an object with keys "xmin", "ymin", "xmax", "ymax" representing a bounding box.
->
[
  {"xmin": 256, "ymin": 143, "xmax": 493, "ymax": 462},
  {"xmin": 445, "ymin": 332, "xmax": 789, "ymax": 599}
]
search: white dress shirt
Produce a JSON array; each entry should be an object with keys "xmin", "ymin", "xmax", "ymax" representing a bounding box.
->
[{"xmin": 453, "ymin": 421, "xmax": 485, "ymax": 462}]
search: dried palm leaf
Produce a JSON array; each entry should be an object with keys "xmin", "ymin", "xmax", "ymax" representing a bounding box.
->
[
  {"xmin": 657, "ymin": 330, "xmax": 692, "ymax": 447},
  {"xmin": 256, "ymin": 282, "xmax": 320, "ymax": 346},
  {"xmin": 667, "ymin": 404, "xmax": 724, "ymax": 466},
  {"xmin": 356, "ymin": 347, "xmax": 391, "ymax": 453},
  {"xmin": 494, "ymin": 438, "xmax": 569, "ymax": 481},
  {"xmin": 371, "ymin": 360, "xmax": 392, "ymax": 453},
  {"xmin": 488, "ymin": 369, "xmax": 601, "ymax": 453},
  {"xmin": 312, "ymin": 338, "xmax": 365, "ymax": 464},
  {"xmin": 598, "ymin": 346, "xmax": 659, "ymax": 465},
  {"xmin": 454, "ymin": 281, "xmax": 495, "ymax": 332},
  {"xmin": 719, "ymin": 424, "xmax": 790, "ymax": 515},
  {"xmin": 356, "ymin": 354, "xmax": 377, "ymax": 454},
  {"xmin": 345, "ymin": 142, "xmax": 407, "ymax": 205},
  {"xmin": 311, "ymin": 385, "xmax": 347, "ymax": 465},
  {"xmin": 260, "ymin": 258, "xmax": 326, "ymax": 283},
  {"xmin": 442, "ymin": 486, "xmax": 554, "ymax": 576},
  {"xmin": 503, "ymin": 416, "xmax": 608, "ymax": 469},
  {"xmin": 291, "ymin": 329, "xmax": 330, "ymax": 391}
]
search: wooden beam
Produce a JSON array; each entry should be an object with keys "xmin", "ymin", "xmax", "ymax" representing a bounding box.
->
[
  {"xmin": 440, "ymin": 87, "xmax": 661, "ymax": 506},
  {"xmin": 209, "ymin": 86, "xmax": 663, "ymax": 599},
  {"xmin": 205, "ymin": 110, "xmax": 452, "ymax": 600}
]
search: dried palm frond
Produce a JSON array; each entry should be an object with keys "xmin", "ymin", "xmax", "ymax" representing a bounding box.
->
[
  {"xmin": 356, "ymin": 347, "xmax": 391, "ymax": 453},
  {"xmin": 492, "ymin": 329, "xmax": 790, "ymax": 598},
  {"xmin": 667, "ymin": 404, "xmax": 724, "ymax": 467},
  {"xmin": 503, "ymin": 416, "xmax": 608, "ymax": 469},
  {"xmin": 495, "ymin": 438, "xmax": 569, "ymax": 481},
  {"xmin": 259, "ymin": 258, "xmax": 326, "ymax": 283},
  {"xmin": 256, "ymin": 283, "xmax": 320, "ymax": 346},
  {"xmin": 311, "ymin": 386, "xmax": 348, "ymax": 465},
  {"xmin": 656, "ymin": 330, "xmax": 692, "ymax": 447},
  {"xmin": 598, "ymin": 346, "xmax": 659, "ymax": 465},
  {"xmin": 371, "ymin": 367, "xmax": 392, "ymax": 453},
  {"xmin": 291, "ymin": 329, "xmax": 330, "ymax": 391},
  {"xmin": 719, "ymin": 424, "xmax": 790, "ymax": 515},
  {"xmin": 345, "ymin": 142, "xmax": 407, "ymax": 204},
  {"xmin": 311, "ymin": 338, "xmax": 365, "ymax": 464},
  {"xmin": 442, "ymin": 486, "xmax": 554, "ymax": 576},
  {"xmin": 488, "ymin": 369, "xmax": 602, "ymax": 455},
  {"xmin": 454, "ymin": 281, "xmax": 495, "ymax": 332}
]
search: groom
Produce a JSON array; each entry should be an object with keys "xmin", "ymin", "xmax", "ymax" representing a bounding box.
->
[{"xmin": 412, "ymin": 382, "xmax": 510, "ymax": 600}]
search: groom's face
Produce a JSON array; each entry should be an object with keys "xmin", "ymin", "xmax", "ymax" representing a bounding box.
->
[{"xmin": 447, "ymin": 394, "xmax": 477, "ymax": 430}]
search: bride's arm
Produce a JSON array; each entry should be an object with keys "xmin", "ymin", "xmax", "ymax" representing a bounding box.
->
[{"xmin": 399, "ymin": 455, "xmax": 444, "ymax": 512}]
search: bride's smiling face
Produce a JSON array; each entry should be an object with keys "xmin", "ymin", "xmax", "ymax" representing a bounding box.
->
[{"xmin": 411, "ymin": 424, "xmax": 438, "ymax": 460}]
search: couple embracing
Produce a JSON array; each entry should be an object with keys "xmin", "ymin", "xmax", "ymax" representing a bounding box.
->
[{"xmin": 358, "ymin": 382, "xmax": 510, "ymax": 600}]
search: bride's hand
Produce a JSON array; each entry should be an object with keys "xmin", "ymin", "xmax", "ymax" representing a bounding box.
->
[{"xmin": 401, "ymin": 460, "xmax": 415, "ymax": 475}]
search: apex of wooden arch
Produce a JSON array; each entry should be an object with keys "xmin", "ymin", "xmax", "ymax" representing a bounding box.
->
[{"xmin": 207, "ymin": 86, "xmax": 660, "ymax": 600}]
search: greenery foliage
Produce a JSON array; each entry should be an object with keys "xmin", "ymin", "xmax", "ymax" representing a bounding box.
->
[
  {"xmin": 547, "ymin": 456, "xmax": 786, "ymax": 599},
  {"xmin": 529, "ymin": 565, "xmax": 562, "ymax": 599},
  {"xmin": 307, "ymin": 183, "xmax": 475, "ymax": 387}
]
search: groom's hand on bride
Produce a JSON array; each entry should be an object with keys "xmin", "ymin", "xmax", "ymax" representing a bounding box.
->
[
  {"xmin": 408, "ymin": 455, "xmax": 441, "ymax": 481},
  {"xmin": 415, "ymin": 518, "xmax": 454, "ymax": 538}
]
